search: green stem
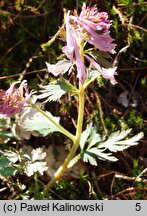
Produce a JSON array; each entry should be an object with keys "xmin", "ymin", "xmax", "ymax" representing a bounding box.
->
[
  {"xmin": 30, "ymin": 102, "xmax": 75, "ymax": 142},
  {"xmin": 44, "ymin": 39, "xmax": 85, "ymax": 191},
  {"xmin": 44, "ymin": 82, "xmax": 84, "ymax": 191},
  {"xmin": 34, "ymin": 173, "xmax": 39, "ymax": 193}
]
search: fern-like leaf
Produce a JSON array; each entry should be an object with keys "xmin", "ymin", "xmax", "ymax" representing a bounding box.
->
[
  {"xmin": 79, "ymin": 126, "xmax": 143, "ymax": 166},
  {"xmin": 23, "ymin": 111, "xmax": 60, "ymax": 136},
  {"xmin": 38, "ymin": 78, "xmax": 78, "ymax": 102},
  {"xmin": 99, "ymin": 130, "xmax": 144, "ymax": 152}
]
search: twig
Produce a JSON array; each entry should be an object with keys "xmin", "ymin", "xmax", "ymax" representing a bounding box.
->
[
  {"xmin": 134, "ymin": 168, "xmax": 147, "ymax": 184},
  {"xmin": 112, "ymin": 5, "xmax": 128, "ymax": 26},
  {"xmin": 113, "ymin": 45, "xmax": 130, "ymax": 67},
  {"xmin": 18, "ymin": 53, "xmax": 44, "ymax": 81},
  {"xmin": 110, "ymin": 175, "xmax": 116, "ymax": 197},
  {"xmin": 113, "ymin": 187, "xmax": 147, "ymax": 198},
  {"xmin": 91, "ymin": 171, "xmax": 103, "ymax": 196},
  {"xmin": 0, "ymin": 69, "xmax": 46, "ymax": 80},
  {"xmin": 118, "ymin": 2, "xmax": 147, "ymax": 7},
  {"xmin": 119, "ymin": 67, "xmax": 147, "ymax": 71},
  {"xmin": 130, "ymin": 53, "xmax": 146, "ymax": 63},
  {"xmin": 113, "ymin": 5, "xmax": 147, "ymax": 33},
  {"xmin": 115, "ymin": 174, "xmax": 147, "ymax": 184},
  {"xmin": 129, "ymin": 23, "xmax": 147, "ymax": 33}
]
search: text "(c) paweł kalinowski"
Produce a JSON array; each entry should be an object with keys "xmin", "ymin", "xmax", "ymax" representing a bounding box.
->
[{"xmin": 20, "ymin": 202, "xmax": 104, "ymax": 212}]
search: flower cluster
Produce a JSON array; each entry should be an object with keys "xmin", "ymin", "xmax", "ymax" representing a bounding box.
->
[
  {"xmin": 72, "ymin": 2, "xmax": 116, "ymax": 53},
  {"xmin": 0, "ymin": 80, "xmax": 31, "ymax": 117},
  {"xmin": 46, "ymin": 2, "xmax": 117, "ymax": 84}
]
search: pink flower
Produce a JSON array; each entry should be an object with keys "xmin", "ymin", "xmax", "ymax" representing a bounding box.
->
[
  {"xmin": 62, "ymin": 11, "xmax": 75, "ymax": 63},
  {"xmin": 62, "ymin": 11, "xmax": 86, "ymax": 83},
  {"xmin": 79, "ymin": 3, "xmax": 111, "ymax": 32},
  {"xmin": 78, "ymin": 21, "xmax": 116, "ymax": 53},
  {"xmin": 0, "ymin": 80, "xmax": 32, "ymax": 117},
  {"xmin": 46, "ymin": 3, "xmax": 116, "ymax": 84},
  {"xmin": 70, "ymin": 3, "xmax": 116, "ymax": 53},
  {"xmin": 85, "ymin": 54, "xmax": 117, "ymax": 85}
]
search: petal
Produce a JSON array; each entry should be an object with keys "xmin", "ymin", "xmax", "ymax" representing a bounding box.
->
[
  {"xmin": 78, "ymin": 13, "xmax": 111, "ymax": 32},
  {"xmin": 0, "ymin": 81, "xmax": 31, "ymax": 117},
  {"xmin": 101, "ymin": 67, "xmax": 117, "ymax": 85},
  {"xmin": 77, "ymin": 19, "xmax": 116, "ymax": 53},
  {"xmin": 62, "ymin": 11, "xmax": 75, "ymax": 63},
  {"xmin": 89, "ymin": 33, "xmax": 116, "ymax": 54},
  {"xmin": 74, "ymin": 38, "xmax": 86, "ymax": 83},
  {"xmin": 63, "ymin": 11, "xmax": 86, "ymax": 83},
  {"xmin": 6, "ymin": 81, "xmax": 20, "ymax": 95},
  {"xmin": 85, "ymin": 54, "xmax": 117, "ymax": 84},
  {"xmin": 78, "ymin": 17, "xmax": 100, "ymax": 31}
]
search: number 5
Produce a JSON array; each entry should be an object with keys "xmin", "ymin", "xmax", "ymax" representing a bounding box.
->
[{"xmin": 135, "ymin": 203, "xmax": 141, "ymax": 211}]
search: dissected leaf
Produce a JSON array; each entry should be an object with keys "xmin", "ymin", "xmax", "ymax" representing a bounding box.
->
[
  {"xmin": 0, "ymin": 156, "xmax": 17, "ymax": 176},
  {"xmin": 0, "ymin": 148, "xmax": 48, "ymax": 177},
  {"xmin": 88, "ymin": 148, "xmax": 117, "ymax": 162},
  {"xmin": 24, "ymin": 148, "xmax": 48, "ymax": 176},
  {"xmin": 79, "ymin": 126, "xmax": 143, "ymax": 166},
  {"xmin": 38, "ymin": 82, "xmax": 66, "ymax": 102},
  {"xmin": 82, "ymin": 150, "xmax": 97, "ymax": 166},
  {"xmin": 12, "ymin": 102, "xmax": 43, "ymax": 140},
  {"xmin": 0, "ymin": 156, "xmax": 10, "ymax": 166},
  {"xmin": 80, "ymin": 124, "xmax": 102, "ymax": 150},
  {"xmin": 105, "ymin": 129, "xmax": 132, "ymax": 143},
  {"xmin": 81, "ymin": 148, "xmax": 117, "ymax": 166},
  {"xmin": 2, "ymin": 151, "xmax": 19, "ymax": 163},
  {"xmin": 0, "ymin": 131, "xmax": 13, "ymax": 141},
  {"xmin": 88, "ymin": 127, "xmax": 102, "ymax": 148},
  {"xmin": 99, "ymin": 130, "xmax": 144, "ymax": 152},
  {"xmin": 25, "ymin": 161, "xmax": 48, "ymax": 176},
  {"xmin": 80, "ymin": 124, "xmax": 92, "ymax": 150},
  {"xmin": 23, "ymin": 111, "xmax": 61, "ymax": 136},
  {"xmin": 38, "ymin": 78, "xmax": 78, "ymax": 102},
  {"xmin": 0, "ymin": 166, "xmax": 17, "ymax": 176},
  {"xmin": 31, "ymin": 148, "xmax": 46, "ymax": 161}
]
